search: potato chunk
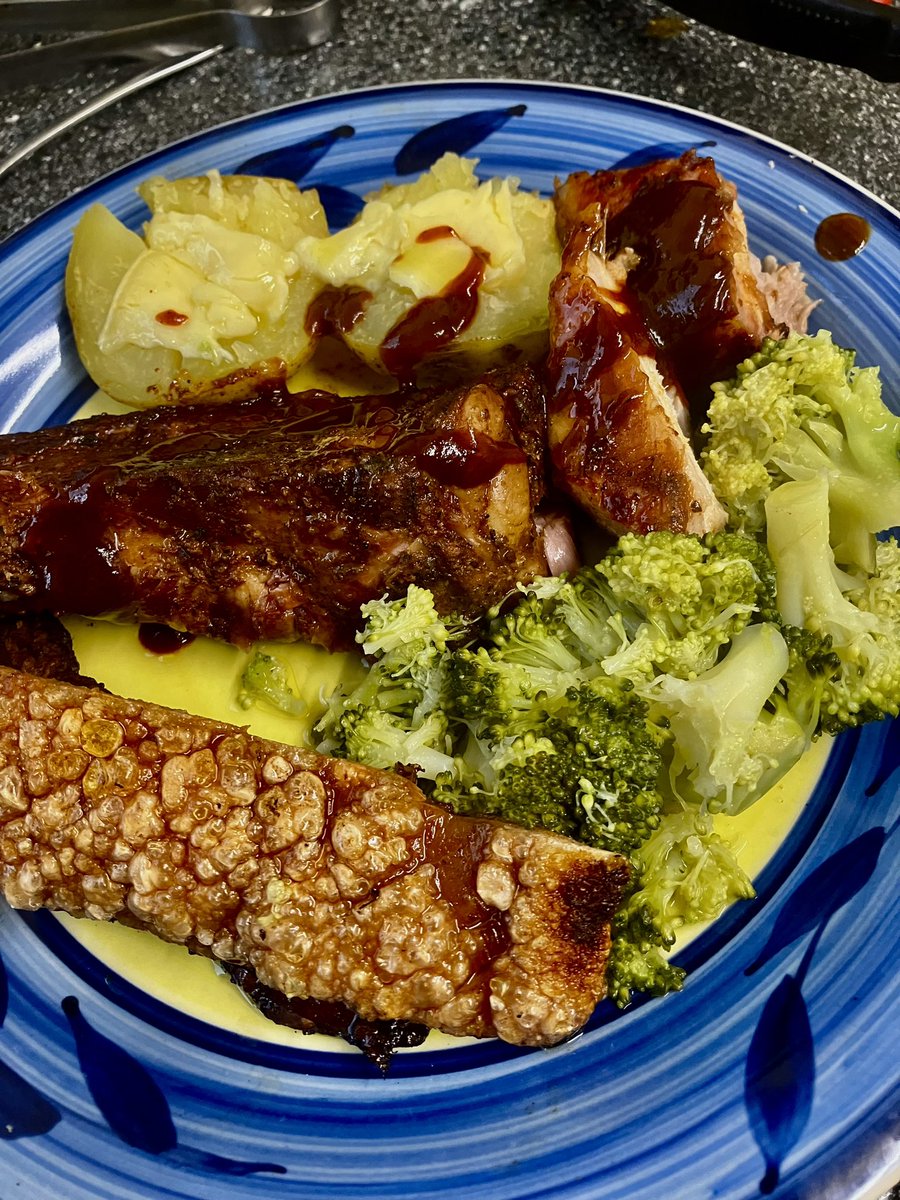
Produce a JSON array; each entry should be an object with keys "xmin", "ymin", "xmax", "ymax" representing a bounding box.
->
[
  {"xmin": 294, "ymin": 154, "xmax": 562, "ymax": 382},
  {"xmin": 66, "ymin": 172, "xmax": 328, "ymax": 408}
]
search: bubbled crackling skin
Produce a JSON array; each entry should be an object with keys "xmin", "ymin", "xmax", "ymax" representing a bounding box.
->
[{"xmin": 0, "ymin": 669, "xmax": 630, "ymax": 1048}]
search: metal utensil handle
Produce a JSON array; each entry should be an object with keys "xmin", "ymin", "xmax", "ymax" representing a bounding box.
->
[
  {"xmin": 0, "ymin": 48, "xmax": 220, "ymax": 183},
  {"xmin": 0, "ymin": 0, "xmax": 264, "ymax": 33},
  {"xmin": 668, "ymin": 0, "xmax": 900, "ymax": 83},
  {"xmin": 0, "ymin": 0, "xmax": 335, "ymax": 90}
]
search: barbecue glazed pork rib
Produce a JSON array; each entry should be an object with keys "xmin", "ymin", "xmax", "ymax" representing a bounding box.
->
[
  {"xmin": 0, "ymin": 668, "xmax": 630, "ymax": 1047},
  {"xmin": 555, "ymin": 152, "xmax": 777, "ymax": 409},
  {"xmin": 546, "ymin": 213, "xmax": 727, "ymax": 536},
  {"xmin": 0, "ymin": 367, "xmax": 548, "ymax": 650}
]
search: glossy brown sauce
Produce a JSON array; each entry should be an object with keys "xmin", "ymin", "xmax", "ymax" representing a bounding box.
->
[
  {"xmin": 393, "ymin": 429, "xmax": 525, "ymax": 488},
  {"xmin": 380, "ymin": 228, "xmax": 488, "ymax": 381},
  {"xmin": 547, "ymin": 232, "xmax": 697, "ymax": 532},
  {"xmin": 304, "ymin": 286, "xmax": 372, "ymax": 339},
  {"xmin": 607, "ymin": 177, "xmax": 752, "ymax": 396},
  {"xmin": 325, "ymin": 762, "xmax": 512, "ymax": 979},
  {"xmin": 8, "ymin": 375, "xmax": 522, "ymax": 631},
  {"xmin": 138, "ymin": 623, "xmax": 196, "ymax": 654},
  {"xmin": 154, "ymin": 309, "xmax": 188, "ymax": 326},
  {"xmin": 223, "ymin": 962, "xmax": 427, "ymax": 1072},
  {"xmin": 22, "ymin": 474, "xmax": 136, "ymax": 616},
  {"xmin": 814, "ymin": 212, "xmax": 871, "ymax": 262}
]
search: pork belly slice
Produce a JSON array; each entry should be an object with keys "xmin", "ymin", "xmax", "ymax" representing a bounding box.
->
[
  {"xmin": 0, "ymin": 367, "xmax": 548, "ymax": 650},
  {"xmin": 0, "ymin": 669, "xmax": 629, "ymax": 1047},
  {"xmin": 547, "ymin": 214, "xmax": 726, "ymax": 536},
  {"xmin": 555, "ymin": 152, "xmax": 776, "ymax": 407}
]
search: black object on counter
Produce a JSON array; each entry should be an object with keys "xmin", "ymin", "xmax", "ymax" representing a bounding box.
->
[{"xmin": 669, "ymin": 0, "xmax": 899, "ymax": 81}]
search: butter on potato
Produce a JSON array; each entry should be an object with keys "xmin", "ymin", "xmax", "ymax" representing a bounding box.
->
[
  {"xmin": 294, "ymin": 153, "xmax": 562, "ymax": 381},
  {"xmin": 66, "ymin": 171, "xmax": 328, "ymax": 408}
]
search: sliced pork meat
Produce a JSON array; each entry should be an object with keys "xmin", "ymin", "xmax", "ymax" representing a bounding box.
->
[
  {"xmin": 751, "ymin": 254, "xmax": 819, "ymax": 334},
  {"xmin": 0, "ymin": 367, "xmax": 548, "ymax": 651},
  {"xmin": 555, "ymin": 151, "xmax": 777, "ymax": 411},
  {"xmin": 546, "ymin": 213, "xmax": 726, "ymax": 537}
]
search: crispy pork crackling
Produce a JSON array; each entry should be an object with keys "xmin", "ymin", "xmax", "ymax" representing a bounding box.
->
[
  {"xmin": 0, "ymin": 668, "xmax": 630, "ymax": 1047},
  {"xmin": 0, "ymin": 366, "xmax": 548, "ymax": 651}
]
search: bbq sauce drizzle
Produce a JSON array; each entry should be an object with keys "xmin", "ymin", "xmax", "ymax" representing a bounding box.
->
[
  {"xmin": 14, "ymin": 367, "xmax": 525, "ymax": 624},
  {"xmin": 814, "ymin": 213, "xmax": 871, "ymax": 262},
  {"xmin": 380, "ymin": 227, "xmax": 489, "ymax": 382}
]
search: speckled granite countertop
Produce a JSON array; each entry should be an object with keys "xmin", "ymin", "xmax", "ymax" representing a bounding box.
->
[{"xmin": 0, "ymin": 0, "xmax": 898, "ymax": 244}]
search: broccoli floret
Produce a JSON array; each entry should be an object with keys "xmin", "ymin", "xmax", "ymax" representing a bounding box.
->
[
  {"xmin": 601, "ymin": 531, "xmax": 777, "ymax": 680},
  {"xmin": 329, "ymin": 705, "xmax": 455, "ymax": 778},
  {"xmin": 766, "ymin": 478, "xmax": 900, "ymax": 732},
  {"xmin": 605, "ymin": 807, "xmax": 755, "ymax": 1008},
  {"xmin": 436, "ymin": 674, "xmax": 666, "ymax": 857},
  {"xmin": 605, "ymin": 907, "xmax": 686, "ymax": 1009},
  {"xmin": 644, "ymin": 622, "xmax": 811, "ymax": 814},
  {"xmin": 625, "ymin": 808, "xmax": 756, "ymax": 940},
  {"xmin": 358, "ymin": 584, "xmax": 467, "ymax": 663},
  {"xmin": 513, "ymin": 531, "xmax": 777, "ymax": 687},
  {"xmin": 315, "ymin": 585, "xmax": 467, "ymax": 775},
  {"xmin": 237, "ymin": 650, "xmax": 306, "ymax": 718},
  {"xmin": 701, "ymin": 331, "xmax": 900, "ymax": 572}
]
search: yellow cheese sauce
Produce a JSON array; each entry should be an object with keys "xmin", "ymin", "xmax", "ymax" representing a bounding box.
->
[
  {"xmin": 49, "ymin": 387, "xmax": 832, "ymax": 1056},
  {"xmin": 57, "ymin": 600, "xmax": 832, "ymax": 1056}
]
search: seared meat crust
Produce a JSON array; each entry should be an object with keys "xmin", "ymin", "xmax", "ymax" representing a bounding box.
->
[
  {"xmin": 555, "ymin": 152, "xmax": 776, "ymax": 407},
  {"xmin": 546, "ymin": 215, "xmax": 726, "ymax": 536},
  {"xmin": 0, "ymin": 368, "xmax": 548, "ymax": 650},
  {"xmin": 0, "ymin": 668, "xmax": 629, "ymax": 1047}
]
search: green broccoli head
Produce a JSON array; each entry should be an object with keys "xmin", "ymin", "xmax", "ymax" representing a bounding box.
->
[
  {"xmin": 644, "ymin": 622, "xmax": 811, "ymax": 815},
  {"xmin": 604, "ymin": 806, "xmax": 754, "ymax": 1008},
  {"xmin": 358, "ymin": 584, "xmax": 467, "ymax": 663},
  {"xmin": 766, "ymin": 478, "xmax": 900, "ymax": 733},
  {"xmin": 237, "ymin": 649, "xmax": 306, "ymax": 718},
  {"xmin": 316, "ymin": 586, "xmax": 467, "ymax": 773},
  {"xmin": 605, "ymin": 912, "xmax": 686, "ymax": 1009},
  {"xmin": 324, "ymin": 704, "xmax": 455, "ymax": 779},
  {"xmin": 596, "ymin": 531, "xmax": 778, "ymax": 683},
  {"xmin": 625, "ymin": 808, "xmax": 756, "ymax": 943},
  {"xmin": 435, "ymin": 676, "xmax": 666, "ymax": 857},
  {"xmin": 701, "ymin": 331, "xmax": 900, "ymax": 572}
]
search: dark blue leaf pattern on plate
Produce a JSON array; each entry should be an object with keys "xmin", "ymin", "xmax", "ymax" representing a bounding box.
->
[
  {"xmin": 607, "ymin": 139, "xmax": 716, "ymax": 169},
  {"xmin": 63, "ymin": 996, "xmax": 285, "ymax": 1174},
  {"xmin": 744, "ymin": 826, "xmax": 887, "ymax": 976},
  {"xmin": 63, "ymin": 995, "xmax": 176, "ymax": 1153},
  {"xmin": 865, "ymin": 727, "xmax": 900, "ymax": 796},
  {"xmin": 0, "ymin": 949, "xmax": 7, "ymax": 1027},
  {"xmin": 234, "ymin": 124, "xmax": 355, "ymax": 180},
  {"xmin": 308, "ymin": 181, "xmax": 365, "ymax": 230},
  {"xmin": 0, "ymin": 1056, "xmax": 61, "ymax": 1139},
  {"xmin": 394, "ymin": 104, "xmax": 527, "ymax": 175},
  {"xmin": 744, "ymin": 973, "xmax": 815, "ymax": 1195},
  {"xmin": 168, "ymin": 1146, "xmax": 287, "ymax": 1176}
]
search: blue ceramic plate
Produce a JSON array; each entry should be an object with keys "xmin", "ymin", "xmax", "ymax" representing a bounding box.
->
[{"xmin": 0, "ymin": 82, "xmax": 898, "ymax": 1200}]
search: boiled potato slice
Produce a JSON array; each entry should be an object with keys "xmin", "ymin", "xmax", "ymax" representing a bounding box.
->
[
  {"xmin": 293, "ymin": 153, "xmax": 561, "ymax": 380},
  {"xmin": 66, "ymin": 172, "xmax": 328, "ymax": 408}
]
